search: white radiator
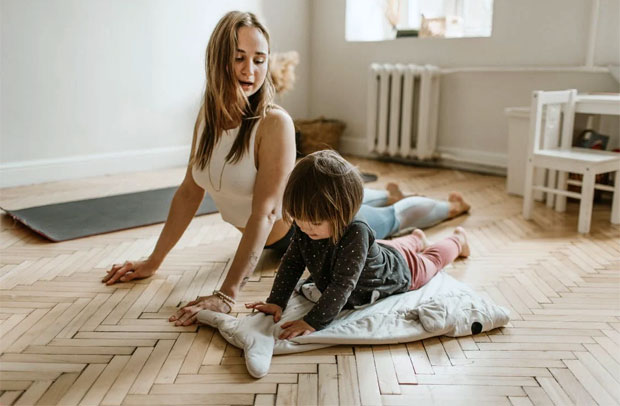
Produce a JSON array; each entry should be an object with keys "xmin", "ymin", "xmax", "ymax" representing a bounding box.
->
[{"xmin": 366, "ymin": 64, "xmax": 440, "ymax": 160}]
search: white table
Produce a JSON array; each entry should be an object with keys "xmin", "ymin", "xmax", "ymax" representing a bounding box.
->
[
  {"xmin": 575, "ymin": 94, "xmax": 620, "ymax": 115},
  {"xmin": 574, "ymin": 94, "xmax": 620, "ymax": 141},
  {"xmin": 546, "ymin": 93, "xmax": 620, "ymax": 205},
  {"xmin": 505, "ymin": 93, "xmax": 620, "ymax": 197}
]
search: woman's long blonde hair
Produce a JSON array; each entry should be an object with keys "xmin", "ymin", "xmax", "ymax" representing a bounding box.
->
[{"xmin": 192, "ymin": 11, "xmax": 276, "ymax": 169}]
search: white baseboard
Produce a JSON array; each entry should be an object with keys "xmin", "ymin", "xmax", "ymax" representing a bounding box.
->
[
  {"xmin": 0, "ymin": 145, "xmax": 190, "ymax": 188},
  {"xmin": 339, "ymin": 135, "xmax": 507, "ymax": 175},
  {"xmin": 436, "ymin": 146, "xmax": 507, "ymax": 169},
  {"xmin": 2, "ymin": 139, "xmax": 508, "ymax": 188}
]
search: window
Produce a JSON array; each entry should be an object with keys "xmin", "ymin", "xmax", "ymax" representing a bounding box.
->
[{"xmin": 346, "ymin": 0, "xmax": 494, "ymax": 42}]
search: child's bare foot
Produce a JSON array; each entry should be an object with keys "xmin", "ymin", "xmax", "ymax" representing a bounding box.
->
[
  {"xmin": 453, "ymin": 227, "xmax": 470, "ymax": 258},
  {"xmin": 448, "ymin": 192, "xmax": 471, "ymax": 218},
  {"xmin": 412, "ymin": 229, "xmax": 429, "ymax": 251}
]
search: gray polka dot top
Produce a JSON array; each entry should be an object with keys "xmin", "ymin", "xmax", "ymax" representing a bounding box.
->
[{"xmin": 266, "ymin": 217, "xmax": 411, "ymax": 330}]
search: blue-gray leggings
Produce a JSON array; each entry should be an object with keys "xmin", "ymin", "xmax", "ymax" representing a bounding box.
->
[
  {"xmin": 265, "ymin": 188, "xmax": 450, "ymax": 252},
  {"xmin": 359, "ymin": 188, "xmax": 450, "ymax": 239}
]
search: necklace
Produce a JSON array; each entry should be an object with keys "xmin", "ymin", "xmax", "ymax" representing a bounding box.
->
[
  {"xmin": 208, "ymin": 159, "xmax": 226, "ymax": 192},
  {"xmin": 208, "ymin": 129, "xmax": 232, "ymax": 192}
]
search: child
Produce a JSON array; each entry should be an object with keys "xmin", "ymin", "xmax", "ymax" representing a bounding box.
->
[{"xmin": 245, "ymin": 151, "xmax": 469, "ymax": 339}]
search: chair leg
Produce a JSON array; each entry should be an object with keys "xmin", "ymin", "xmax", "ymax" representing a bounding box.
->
[
  {"xmin": 546, "ymin": 169, "xmax": 556, "ymax": 208},
  {"xmin": 578, "ymin": 170, "xmax": 595, "ymax": 234},
  {"xmin": 523, "ymin": 159, "xmax": 535, "ymax": 220},
  {"xmin": 612, "ymin": 170, "xmax": 620, "ymax": 225},
  {"xmin": 555, "ymin": 171, "xmax": 568, "ymax": 212},
  {"xmin": 533, "ymin": 168, "xmax": 545, "ymax": 201}
]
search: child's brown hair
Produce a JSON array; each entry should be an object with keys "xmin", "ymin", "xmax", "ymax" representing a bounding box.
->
[{"xmin": 282, "ymin": 150, "xmax": 364, "ymax": 243}]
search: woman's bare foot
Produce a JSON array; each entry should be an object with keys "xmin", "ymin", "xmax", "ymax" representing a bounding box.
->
[
  {"xmin": 448, "ymin": 192, "xmax": 471, "ymax": 218},
  {"xmin": 386, "ymin": 182, "xmax": 420, "ymax": 205},
  {"xmin": 412, "ymin": 229, "xmax": 430, "ymax": 251},
  {"xmin": 453, "ymin": 227, "xmax": 470, "ymax": 258},
  {"xmin": 386, "ymin": 182, "xmax": 406, "ymax": 206}
]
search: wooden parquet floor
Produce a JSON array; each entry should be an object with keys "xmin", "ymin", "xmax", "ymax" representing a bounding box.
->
[{"xmin": 0, "ymin": 157, "xmax": 619, "ymax": 406}]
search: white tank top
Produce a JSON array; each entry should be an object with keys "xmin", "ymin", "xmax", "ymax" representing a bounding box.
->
[{"xmin": 191, "ymin": 121, "xmax": 260, "ymax": 228}]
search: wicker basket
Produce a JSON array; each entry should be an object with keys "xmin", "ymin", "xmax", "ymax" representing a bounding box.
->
[{"xmin": 294, "ymin": 117, "xmax": 346, "ymax": 155}]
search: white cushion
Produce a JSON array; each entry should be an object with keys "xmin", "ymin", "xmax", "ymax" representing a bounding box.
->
[{"xmin": 197, "ymin": 272, "xmax": 509, "ymax": 378}]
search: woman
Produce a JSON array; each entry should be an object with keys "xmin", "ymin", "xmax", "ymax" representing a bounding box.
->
[{"xmin": 102, "ymin": 11, "xmax": 469, "ymax": 326}]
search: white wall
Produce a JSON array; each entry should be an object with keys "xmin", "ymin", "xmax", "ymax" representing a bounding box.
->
[
  {"xmin": 3, "ymin": 0, "xmax": 619, "ymax": 187},
  {"xmin": 310, "ymin": 0, "xmax": 620, "ymax": 169},
  {"xmin": 0, "ymin": 0, "xmax": 310, "ymax": 187},
  {"xmin": 262, "ymin": 1, "xmax": 311, "ymax": 120}
]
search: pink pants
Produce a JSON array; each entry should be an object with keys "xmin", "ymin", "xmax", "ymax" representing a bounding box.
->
[{"xmin": 379, "ymin": 234, "xmax": 462, "ymax": 290}]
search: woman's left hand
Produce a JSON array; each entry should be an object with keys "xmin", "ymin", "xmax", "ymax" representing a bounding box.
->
[
  {"xmin": 278, "ymin": 319, "xmax": 315, "ymax": 340},
  {"xmin": 169, "ymin": 295, "xmax": 231, "ymax": 326}
]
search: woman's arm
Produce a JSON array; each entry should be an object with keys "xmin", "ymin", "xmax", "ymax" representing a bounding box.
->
[
  {"xmin": 103, "ymin": 107, "xmax": 206, "ymax": 285},
  {"xmin": 221, "ymin": 109, "xmax": 296, "ymax": 295},
  {"xmin": 171, "ymin": 108, "xmax": 296, "ymax": 325}
]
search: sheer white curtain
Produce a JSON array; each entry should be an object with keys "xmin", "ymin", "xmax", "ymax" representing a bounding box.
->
[
  {"xmin": 345, "ymin": 0, "xmax": 493, "ymax": 41},
  {"xmin": 345, "ymin": 0, "xmax": 395, "ymax": 41}
]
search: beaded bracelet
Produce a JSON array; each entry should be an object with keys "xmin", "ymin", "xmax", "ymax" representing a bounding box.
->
[{"xmin": 213, "ymin": 289, "xmax": 236, "ymax": 308}]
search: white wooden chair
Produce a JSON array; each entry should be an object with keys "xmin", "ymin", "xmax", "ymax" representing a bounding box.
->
[{"xmin": 522, "ymin": 89, "xmax": 620, "ymax": 233}]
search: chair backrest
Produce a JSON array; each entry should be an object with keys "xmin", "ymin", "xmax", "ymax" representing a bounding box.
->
[{"xmin": 527, "ymin": 89, "xmax": 577, "ymax": 155}]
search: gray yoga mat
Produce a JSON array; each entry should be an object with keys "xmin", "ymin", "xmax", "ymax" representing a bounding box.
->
[
  {"xmin": 1, "ymin": 187, "xmax": 218, "ymax": 242},
  {"xmin": 361, "ymin": 172, "xmax": 378, "ymax": 183}
]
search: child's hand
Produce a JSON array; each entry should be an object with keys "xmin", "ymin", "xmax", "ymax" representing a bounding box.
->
[
  {"xmin": 245, "ymin": 301, "xmax": 283, "ymax": 322},
  {"xmin": 278, "ymin": 319, "xmax": 316, "ymax": 340}
]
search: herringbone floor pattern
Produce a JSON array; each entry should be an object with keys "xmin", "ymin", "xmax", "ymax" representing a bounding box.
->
[{"xmin": 0, "ymin": 158, "xmax": 618, "ymax": 405}]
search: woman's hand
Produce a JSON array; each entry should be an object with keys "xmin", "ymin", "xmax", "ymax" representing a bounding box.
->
[
  {"xmin": 169, "ymin": 295, "xmax": 231, "ymax": 326},
  {"xmin": 102, "ymin": 259, "xmax": 158, "ymax": 285},
  {"xmin": 278, "ymin": 319, "xmax": 315, "ymax": 340},
  {"xmin": 245, "ymin": 301, "xmax": 283, "ymax": 322}
]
